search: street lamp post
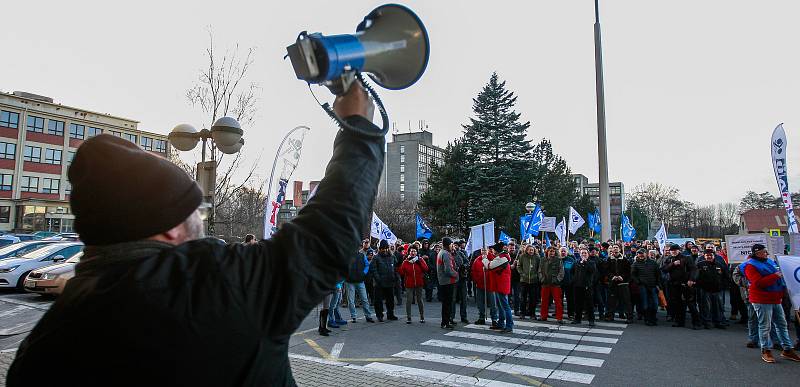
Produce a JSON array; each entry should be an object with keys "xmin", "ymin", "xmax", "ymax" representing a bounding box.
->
[
  {"xmin": 168, "ymin": 117, "xmax": 245, "ymax": 235},
  {"xmin": 594, "ymin": 0, "xmax": 612, "ymax": 241}
]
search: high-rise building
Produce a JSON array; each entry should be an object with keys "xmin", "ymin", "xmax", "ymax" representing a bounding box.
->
[
  {"xmin": 572, "ymin": 174, "xmax": 626, "ymax": 235},
  {"xmin": 0, "ymin": 91, "xmax": 169, "ymax": 233},
  {"xmin": 378, "ymin": 130, "xmax": 444, "ymax": 202}
]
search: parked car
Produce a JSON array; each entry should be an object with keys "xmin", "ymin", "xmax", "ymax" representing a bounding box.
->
[
  {"xmin": 0, "ymin": 235, "xmax": 21, "ymax": 247},
  {"xmin": 24, "ymin": 252, "xmax": 83, "ymax": 296},
  {"xmin": 0, "ymin": 242, "xmax": 83, "ymax": 290},
  {"xmin": 42, "ymin": 233, "xmax": 80, "ymax": 242},
  {"xmin": 0, "ymin": 240, "xmax": 62, "ymax": 260},
  {"xmin": 32, "ymin": 231, "xmax": 59, "ymax": 239},
  {"xmin": 13, "ymin": 234, "xmax": 39, "ymax": 241}
]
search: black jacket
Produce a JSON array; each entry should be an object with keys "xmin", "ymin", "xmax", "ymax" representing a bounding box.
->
[
  {"xmin": 370, "ymin": 251, "xmax": 398, "ymax": 288},
  {"xmin": 607, "ymin": 255, "xmax": 631, "ymax": 284},
  {"xmin": 696, "ymin": 259, "xmax": 726, "ymax": 292},
  {"xmin": 661, "ymin": 254, "xmax": 698, "ymax": 284},
  {"xmin": 631, "ymin": 258, "xmax": 660, "ymax": 287},
  {"xmin": 7, "ymin": 117, "xmax": 385, "ymax": 387},
  {"xmin": 570, "ymin": 260, "xmax": 596, "ymax": 288}
]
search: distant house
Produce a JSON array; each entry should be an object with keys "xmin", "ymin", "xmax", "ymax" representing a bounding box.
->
[{"xmin": 739, "ymin": 208, "xmax": 800, "ymax": 234}]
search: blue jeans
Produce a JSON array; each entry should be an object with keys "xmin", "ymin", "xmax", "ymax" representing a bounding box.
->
[
  {"xmin": 346, "ymin": 282, "xmax": 374, "ymax": 320},
  {"xmin": 747, "ymin": 303, "xmax": 779, "ymax": 344},
  {"xmin": 595, "ymin": 284, "xmax": 608, "ymax": 317},
  {"xmin": 639, "ymin": 286, "xmax": 659, "ymax": 323},
  {"xmin": 476, "ymin": 288, "xmax": 487, "ymax": 320},
  {"xmin": 698, "ymin": 290, "xmax": 723, "ymax": 325},
  {"xmin": 488, "ymin": 291, "xmax": 499, "ymax": 322},
  {"xmin": 497, "ymin": 293, "xmax": 514, "ymax": 329},
  {"xmin": 328, "ymin": 288, "xmax": 344, "ymax": 323},
  {"xmin": 752, "ymin": 303, "xmax": 793, "ymax": 350}
]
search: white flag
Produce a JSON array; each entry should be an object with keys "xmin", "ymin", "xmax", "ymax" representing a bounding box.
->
[
  {"xmin": 467, "ymin": 221, "xmax": 495, "ymax": 253},
  {"xmin": 568, "ymin": 206, "xmax": 585, "ymax": 234},
  {"xmin": 371, "ymin": 212, "xmax": 398, "ymax": 245},
  {"xmin": 771, "ymin": 124, "xmax": 799, "ymax": 233},
  {"xmin": 655, "ymin": 223, "xmax": 668, "ymax": 255},
  {"xmin": 776, "ymin": 255, "xmax": 800, "ymax": 310},
  {"xmin": 555, "ymin": 218, "xmax": 566, "ymax": 246}
]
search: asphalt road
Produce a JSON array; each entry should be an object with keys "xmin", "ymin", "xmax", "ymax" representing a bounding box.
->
[{"xmin": 1, "ymin": 289, "xmax": 798, "ymax": 386}]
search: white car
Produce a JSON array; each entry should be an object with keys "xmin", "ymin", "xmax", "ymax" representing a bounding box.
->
[
  {"xmin": 24, "ymin": 252, "xmax": 83, "ymax": 295},
  {"xmin": 0, "ymin": 242, "xmax": 83, "ymax": 290}
]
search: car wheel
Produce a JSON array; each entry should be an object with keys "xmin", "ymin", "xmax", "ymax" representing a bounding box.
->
[{"xmin": 16, "ymin": 271, "xmax": 31, "ymax": 291}]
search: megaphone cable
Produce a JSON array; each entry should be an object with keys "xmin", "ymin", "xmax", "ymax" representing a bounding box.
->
[{"xmin": 310, "ymin": 73, "xmax": 390, "ymax": 139}]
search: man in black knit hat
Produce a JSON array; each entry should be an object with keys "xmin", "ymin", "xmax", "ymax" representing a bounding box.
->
[{"xmin": 7, "ymin": 83, "xmax": 383, "ymax": 386}]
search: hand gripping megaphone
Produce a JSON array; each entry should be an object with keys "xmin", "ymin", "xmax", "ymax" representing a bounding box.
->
[{"xmin": 286, "ymin": 4, "xmax": 429, "ymax": 137}]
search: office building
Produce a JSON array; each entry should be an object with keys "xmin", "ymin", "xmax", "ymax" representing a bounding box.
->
[
  {"xmin": 572, "ymin": 174, "xmax": 626, "ymax": 234},
  {"xmin": 0, "ymin": 91, "xmax": 169, "ymax": 233},
  {"xmin": 378, "ymin": 129, "xmax": 444, "ymax": 202}
]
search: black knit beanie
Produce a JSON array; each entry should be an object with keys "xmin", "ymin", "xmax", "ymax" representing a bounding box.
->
[{"xmin": 68, "ymin": 134, "xmax": 202, "ymax": 245}]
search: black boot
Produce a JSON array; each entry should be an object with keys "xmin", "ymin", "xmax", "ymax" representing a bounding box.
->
[{"xmin": 318, "ymin": 309, "xmax": 331, "ymax": 336}]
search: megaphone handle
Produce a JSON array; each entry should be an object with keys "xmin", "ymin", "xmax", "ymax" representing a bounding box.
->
[{"xmin": 321, "ymin": 73, "xmax": 389, "ymax": 138}]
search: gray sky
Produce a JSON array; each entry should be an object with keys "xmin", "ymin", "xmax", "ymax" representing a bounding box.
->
[{"xmin": 3, "ymin": 0, "xmax": 799, "ymax": 206}]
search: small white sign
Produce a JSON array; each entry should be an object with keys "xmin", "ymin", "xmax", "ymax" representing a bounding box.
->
[
  {"xmin": 725, "ymin": 234, "xmax": 768, "ymax": 264},
  {"xmin": 540, "ymin": 217, "xmax": 557, "ymax": 232}
]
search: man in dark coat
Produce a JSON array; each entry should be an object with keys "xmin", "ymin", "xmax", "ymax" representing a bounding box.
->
[
  {"xmin": 662, "ymin": 244, "xmax": 701, "ymax": 329},
  {"xmin": 7, "ymin": 84, "xmax": 383, "ymax": 386},
  {"xmin": 370, "ymin": 240, "xmax": 399, "ymax": 321}
]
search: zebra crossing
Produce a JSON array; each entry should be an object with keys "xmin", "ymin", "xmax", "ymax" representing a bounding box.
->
[{"xmin": 362, "ymin": 317, "xmax": 628, "ymax": 386}]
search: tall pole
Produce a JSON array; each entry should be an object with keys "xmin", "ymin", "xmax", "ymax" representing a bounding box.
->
[{"xmin": 594, "ymin": 0, "xmax": 611, "ymax": 241}]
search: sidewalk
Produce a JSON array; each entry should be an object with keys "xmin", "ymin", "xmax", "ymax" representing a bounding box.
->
[{"xmin": 1, "ymin": 351, "xmax": 14, "ymax": 387}]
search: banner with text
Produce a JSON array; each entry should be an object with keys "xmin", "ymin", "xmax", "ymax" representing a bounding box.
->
[
  {"xmin": 775, "ymin": 255, "xmax": 800, "ymax": 310},
  {"xmin": 540, "ymin": 217, "xmax": 557, "ymax": 233},
  {"xmin": 725, "ymin": 234, "xmax": 768, "ymax": 263}
]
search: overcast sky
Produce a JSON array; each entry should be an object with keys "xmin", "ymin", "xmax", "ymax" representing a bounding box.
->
[{"xmin": 2, "ymin": 0, "xmax": 799, "ymax": 206}]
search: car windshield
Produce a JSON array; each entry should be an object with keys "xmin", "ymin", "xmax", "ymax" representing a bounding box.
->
[
  {"xmin": 66, "ymin": 252, "xmax": 83, "ymax": 264},
  {"xmin": 0, "ymin": 243, "xmax": 36, "ymax": 256},
  {"xmin": 20, "ymin": 244, "xmax": 75, "ymax": 260}
]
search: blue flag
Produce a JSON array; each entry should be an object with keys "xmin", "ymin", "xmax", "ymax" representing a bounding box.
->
[
  {"xmin": 416, "ymin": 213, "xmax": 433, "ymax": 240},
  {"xmin": 621, "ymin": 215, "xmax": 637, "ymax": 242},
  {"xmin": 545, "ymin": 234, "xmax": 551, "ymax": 248},
  {"xmin": 499, "ymin": 231, "xmax": 511, "ymax": 244},
  {"xmin": 520, "ymin": 203, "xmax": 544, "ymax": 240},
  {"xmin": 588, "ymin": 208, "xmax": 601, "ymax": 233}
]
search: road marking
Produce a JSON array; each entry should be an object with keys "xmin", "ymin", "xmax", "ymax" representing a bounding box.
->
[
  {"xmin": 0, "ymin": 348, "xmax": 18, "ymax": 353},
  {"xmin": 392, "ymin": 350, "xmax": 595, "ymax": 384},
  {"xmin": 330, "ymin": 342, "xmax": 344, "ymax": 359},
  {"xmin": 421, "ymin": 339, "xmax": 604, "ymax": 367},
  {"xmin": 466, "ymin": 324, "xmax": 619, "ymax": 344},
  {"xmin": 513, "ymin": 321, "xmax": 624, "ymax": 335},
  {"xmin": 291, "ymin": 327, "xmax": 318, "ymax": 336},
  {"xmin": 0, "ymin": 297, "xmax": 51, "ymax": 311},
  {"xmin": 364, "ymin": 362, "xmax": 535, "ymax": 387},
  {"xmin": 304, "ymin": 338, "xmax": 330, "ymax": 359},
  {"xmin": 0, "ymin": 305, "xmax": 30, "ymax": 319},
  {"xmin": 289, "ymin": 354, "xmax": 465, "ymax": 387},
  {"xmin": 0, "ymin": 320, "xmax": 37, "ymax": 336},
  {"xmin": 524, "ymin": 317, "xmax": 627, "ymax": 329},
  {"xmin": 445, "ymin": 331, "xmax": 612, "ymax": 354}
]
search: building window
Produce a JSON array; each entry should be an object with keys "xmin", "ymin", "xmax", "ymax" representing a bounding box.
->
[
  {"xmin": 47, "ymin": 120, "xmax": 65, "ymax": 136},
  {"xmin": 140, "ymin": 136, "xmax": 153, "ymax": 151},
  {"xmin": 0, "ymin": 174, "xmax": 12, "ymax": 191},
  {"xmin": 0, "ymin": 111, "xmax": 19, "ymax": 129},
  {"xmin": 44, "ymin": 148, "xmax": 62, "ymax": 165},
  {"xmin": 0, "ymin": 142, "xmax": 15, "ymax": 159},
  {"xmin": 40, "ymin": 178, "xmax": 60, "ymax": 194},
  {"xmin": 400, "ymin": 183, "xmax": 405, "ymax": 192},
  {"xmin": 0, "ymin": 206, "xmax": 9, "ymax": 223},
  {"xmin": 23, "ymin": 146, "xmax": 42, "ymax": 163},
  {"xmin": 69, "ymin": 123, "xmax": 85, "ymax": 140},
  {"xmin": 400, "ymin": 193, "xmax": 405, "ymax": 201},
  {"xmin": 400, "ymin": 145, "xmax": 405, "ymax": 154},
  {"xmin": 26, "ymin": 116, "xmax": 45, "ymax": 133},
  {"xmin": 400, "ymin": 173, "xmax": 405, "ymax": 182},
  {"xmin": 87, "ymin": 127, "xmax": 102, "ymax": 138},
  {"xmin": 67, "ymin": 151, "xmax": 76, "ymax": 165},
  {"xmin": 400, "ymin": 154, "xmax": 405, "ymax": 163},
  {"xmin": 109, "ymin": 130, "xmax": 122, "ymax": 137},
  {"xmin": 123, "ymin": 133, "xmax": 137, "ymax": 143},
  {"xmin": 21, "ymin": 176, "xmax": 39, "ymax": 192},
  {"xmin": 65, "ymin": 182, "xmax": 72, "ymax": 195},
  {"xmin": 154, "ymin": 139, "xmax": 167, "ymax": 153},
  {"xmin": 400, "ymin": 164, "xmax": 405, "ymax": 173}
]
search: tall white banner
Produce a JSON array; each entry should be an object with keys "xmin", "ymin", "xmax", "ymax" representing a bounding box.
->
[
  {"xmin": 771, "ymin": 123, "xmax": 799, "ymax": 234},
  {"xmin": 776, "ymin": 255, "xmax": 800, "ymax": 310},
  {"xmin": 555, "ymin": 218, "xmax": 566, "ymax": 246},
  {"xmin": 655, "ymin": 223, "xmax": 668, "ymax": 255},
  {"xmin": 264, "ymin": 126, "xmax": 311, "ymax": 239},
  {"xmin": 371, "ymin": 212, "xmax": 398, "ymax": 245},
  {"xmin": 466, "ymin": 221, "xmax": 495, "ymax": 254},
  {"xmin": 568, "ymin": 206, "xmax": 585, "ymax": 234}
]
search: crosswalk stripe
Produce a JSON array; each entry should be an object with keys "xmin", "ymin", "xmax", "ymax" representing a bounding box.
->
[
  {"xmin": 422, "ymin": 339, "xmax": 604, "ymax": 367},
  {"xmin": 0, "ymin": 305, "xmax": 29, "ymax": 319},
  {"xmin": 364, "ymin": 362, "xmax": 532, "ymax": 387},
  {"xmin": 518, "ymin": 318, "xmax": 627, "ymax": 329},
  {"xmin": 445, "ymin": 331, "xmax": 612, "ymax": 354},
  {"xmin": 513, "ymin": 321, "xmax": 624, "ymax": 335},
  {"xmin": 465, "ymin": 324, "xmax": 619, "ymax": 344},
  {"xmin": 393, "ymin": 350, "xmax": 595, "ymax": 384}
]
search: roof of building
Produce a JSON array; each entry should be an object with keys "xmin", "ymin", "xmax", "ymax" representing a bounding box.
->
[{"xmin": 740, "ymin": 207, "xmax": 799, "ymax": 232}]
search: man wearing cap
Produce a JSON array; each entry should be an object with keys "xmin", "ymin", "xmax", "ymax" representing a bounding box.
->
[
  {"xmin": 370, "ymin": 240, "xmax": 399, "ymax": 322},
  {"xmin": 8, "ymin": 84, "xmax": 383, "ymax": 386},
  {"xmin": 437, "ymin": 237, "xmax": 459, "ymax": 329},
  {"xmin": 661, "ymin": 244, "xmax": 701, "ymax": 329},
  {"xmin": 741, "ymin": 244, "xmax": 800, "ymax": 363},
  {"xmin": 489, "ymin": 241, "xmax": 514, "ymax": 333},
  {"xmin": 696, "ymin": 249, "xmax": 728, "ymax": 329}
]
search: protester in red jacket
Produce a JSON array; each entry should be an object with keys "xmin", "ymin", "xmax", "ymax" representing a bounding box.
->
[
  {"xmin": 471, "ymin": 248, "xmax": 494, "ymax": 325},
  {"xmin": 397, "ymin": 246, "xmax": 428, "ymax": 323},
  {"xmin": 489, "ymin": 242, "xmax": 514, "ymax": 333}
]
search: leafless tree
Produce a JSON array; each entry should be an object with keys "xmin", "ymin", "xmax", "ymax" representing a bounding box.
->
[
  {"xmin": 183, "ymin": 28, "xmax": 262, "ymax": 236},
  {"xmin": 373, "ymin": 194, "xmax": 418, "ymax": 242}
]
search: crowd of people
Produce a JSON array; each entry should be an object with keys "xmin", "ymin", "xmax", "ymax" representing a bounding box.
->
[{"xmin": 318, "ymin": 236, "xmax": 800, "ymax": 364}]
